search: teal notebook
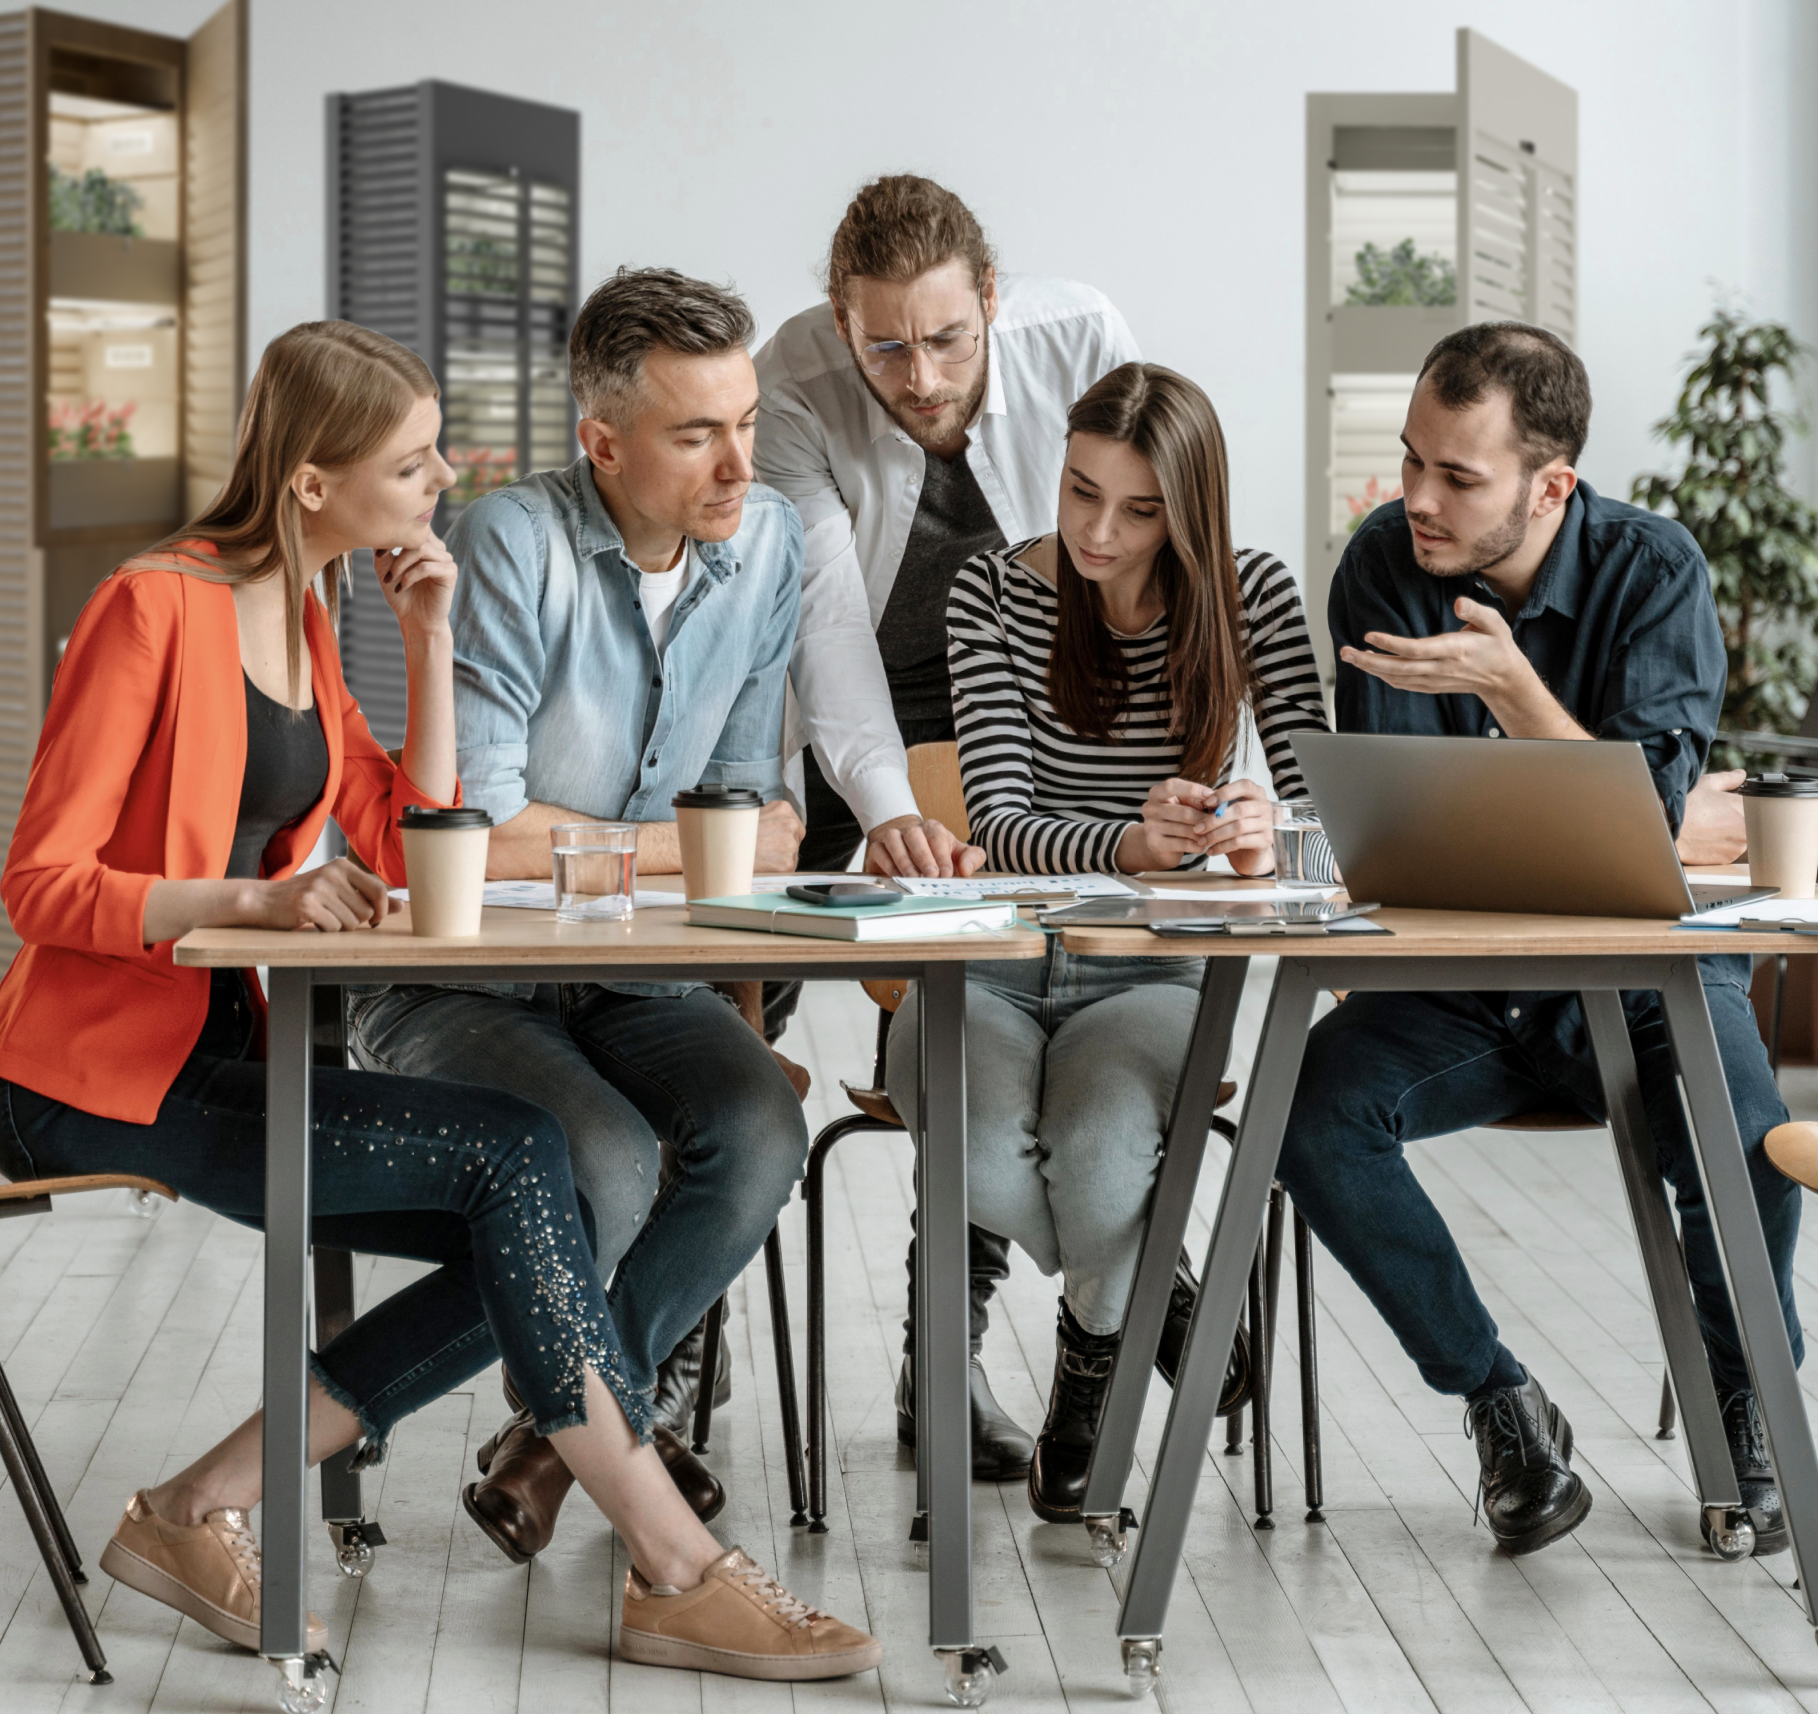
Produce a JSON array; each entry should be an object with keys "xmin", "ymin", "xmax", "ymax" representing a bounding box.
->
[{"xmin": 686, "ymin": 893, "xmax": 1019, "ymax": 941}]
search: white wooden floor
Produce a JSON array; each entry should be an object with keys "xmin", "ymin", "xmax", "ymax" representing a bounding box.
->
[{"xmin": 8, "ymin": 964, "xmax": 1818, "ymax": 1712}]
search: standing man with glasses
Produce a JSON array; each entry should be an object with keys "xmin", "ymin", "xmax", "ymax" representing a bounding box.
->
[{"xmin": 754, "ymin": 174, "xmax": 1140, "ymax": 1483}]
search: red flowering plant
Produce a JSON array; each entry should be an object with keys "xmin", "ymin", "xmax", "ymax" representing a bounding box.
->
[
  {"xmin": 1344, "ymin": 475, "xmax": 1402, "ymax": 534},
  {"xmin": 47, "ymin": 398, "xmax": 137, "ymax": 460}
]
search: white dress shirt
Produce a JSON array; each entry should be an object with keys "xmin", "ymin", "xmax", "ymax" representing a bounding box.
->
[{"xmin": 754, "ymin": 272, "xmax": 1141, "ymax": 833}]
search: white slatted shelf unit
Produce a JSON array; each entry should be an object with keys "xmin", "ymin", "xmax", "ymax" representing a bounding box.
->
[
  {"xmin": 327, "ymin": 80, "xmax": 578, "ymax": 750},
  {"xmin": 1304, "ymin": 29, "xmax": 1577, "ymax": 684},
  {"xmin": 0, "ymin": 2, "xmax": 244, "ymax": 956}
]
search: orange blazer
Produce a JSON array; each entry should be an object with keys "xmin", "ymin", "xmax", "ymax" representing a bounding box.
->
[{"xmin": 0, "ymin": 552, "xmax": 456, "ymax": 1123}]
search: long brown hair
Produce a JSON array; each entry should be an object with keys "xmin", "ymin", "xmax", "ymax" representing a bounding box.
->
[
  {"xmin": 153, "ymin": 320, "xmax": 438, "ymax": 703},
  {"xmin": 1047, "ymin": 363, "xmax": 1258, "ymax": 783}
]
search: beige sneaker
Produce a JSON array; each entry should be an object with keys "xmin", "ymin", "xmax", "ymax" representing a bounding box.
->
[
  {"xmin": 618, "ymin": 1547, "xmax": 881, "ymax": 1680},
  {"xmin": 98, "ymin": 1491, "xmax": 326, "ymax": 1654}
]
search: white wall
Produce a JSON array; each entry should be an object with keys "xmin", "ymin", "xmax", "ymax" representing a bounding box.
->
[{"xmin": 72, "ymin": 0, "xmax": 1818, "ymax": 563}]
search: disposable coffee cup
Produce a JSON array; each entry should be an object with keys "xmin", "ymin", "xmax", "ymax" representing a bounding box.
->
[
  {"xmin": 1740, "ymin": 774, "xmax": 1818, "ymax": 900},
  {"xmin": 671, "ymin": 784, "xmax": 763, "ymax": 901},
  {"xmin": 398, "ymin": 805, "xmax": 494, "ymax": 937}
]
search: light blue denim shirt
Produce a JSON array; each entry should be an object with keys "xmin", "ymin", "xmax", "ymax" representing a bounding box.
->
[{"xmin": 447, "ymin": 456, "xmax": 802, "ymax": 827}]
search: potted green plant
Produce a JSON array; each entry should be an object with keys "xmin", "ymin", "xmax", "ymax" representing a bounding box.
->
[{"xmin": 1632, "ymin": 309, "xmax": 1818, "ymax": 762}]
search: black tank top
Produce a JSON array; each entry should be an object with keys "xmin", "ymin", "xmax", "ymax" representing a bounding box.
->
[{"xmin": 226, "ymin": 671, "xmax": 329, "ymax": 880}]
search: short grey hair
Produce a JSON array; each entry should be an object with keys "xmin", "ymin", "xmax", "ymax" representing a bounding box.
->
[{"xmin": 568, "ymin": 266, "xmax": 757, "ymax": 425}]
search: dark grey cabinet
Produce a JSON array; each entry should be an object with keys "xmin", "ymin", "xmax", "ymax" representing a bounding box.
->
[{"xmin": 327, "ymin": 79, "xmax": 579, "ymax": 746}]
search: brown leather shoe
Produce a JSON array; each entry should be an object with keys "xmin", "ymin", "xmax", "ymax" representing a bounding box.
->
[{"xmin": 464, "ymin": 1411, "xmax": 725, "ymax": 1565}]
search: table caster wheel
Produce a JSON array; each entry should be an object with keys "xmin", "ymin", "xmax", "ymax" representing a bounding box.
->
[
  {"xmin": 937, "ymin": 1644, "xmax": 1007, "ymax": 1708},
  {"xmin": 1701, "ymin": 1505, "xmax": 1756, "ymax": 1562},
  {"xmin": 1122, "ymin": 1638, "xmax": 1162, "ymax": 1700},
  {"xmin": 129, "ymin": 1188, "xmax": 159, "ymax": 1219},
  {"xmin": 1085, "ymin": 1508, "xmax": 1138, "ymax": 1569},
  {"xmin": 274, "ymin": 1652, "xmax": 337, "ymax": 1714},
  {"xmin": 327, "ymin": 1520, "xmax": 386, "ymax": 1578}
]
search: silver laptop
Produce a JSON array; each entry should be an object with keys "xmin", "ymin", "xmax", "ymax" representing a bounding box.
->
[{"xmin": 1290, "ymin": 732, "xmax": 1769, "ymax": 919}]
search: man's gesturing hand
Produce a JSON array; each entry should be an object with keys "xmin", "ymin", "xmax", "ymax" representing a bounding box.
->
[
  {"xmin": 864, "ymin": 815, "xmax": 986, "ymax": 878},
  {"xmin": 1339, "ymin": 596, "xmax": 1587, "ymax": 740}
]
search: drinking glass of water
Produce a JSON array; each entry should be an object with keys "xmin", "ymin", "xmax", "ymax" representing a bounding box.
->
[
  {"xmin": 550, "ymin": 823, "xmax": 638, "ymax": 922},
  {"xmin": 1272, "ymin": 800, "xmax": 1335, "ymax": 887}
]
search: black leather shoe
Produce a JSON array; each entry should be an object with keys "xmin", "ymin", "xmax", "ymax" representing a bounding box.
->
[
  {"xmin": 1706, "ymin": 1389, "xmax": 1787, "ymax": 1556},
  {"xmin": 1464, "ymin": 1371, "xmax": 1590, "ymax": 1555},
  {"xmin": 1154, "ymin": 1250, "xmax": 1252, "ymax": 1415},
  {"xmin": 1028, "ymin": 1303, "xmax": 1120, "ymax": 1524},
  {"xmin": 896, "ymin": 1353, "xmax": 1035, "ymax": 1481},
  {"xmin": 651, "ymin": 1312, "xmax": 733, "ymax": 1437}
]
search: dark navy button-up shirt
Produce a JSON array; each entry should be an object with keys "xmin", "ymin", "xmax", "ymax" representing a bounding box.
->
[
  {"xmin": 1331, "ymin": 480, "xmax": 1726, "ymax": 836},
  {"xmin": 1327, "ymin": 479, "xmax": 1741, "ymax": 1110}
]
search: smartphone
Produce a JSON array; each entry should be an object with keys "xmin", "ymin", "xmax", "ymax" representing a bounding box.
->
[{"xmin": 784, "ymin": 882, "xmax": 902, "ymax": 909}]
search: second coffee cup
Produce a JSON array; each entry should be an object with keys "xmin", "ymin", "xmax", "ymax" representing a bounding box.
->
[
  {"xmin": 672, "ymin": 784, "xmax": 763, "ymax": 900},
  {"xmin": 1741, "ymin": 774, "xmax": 1818, "ymax": 900},
  {"xmin": 399, "ymin": 805, "xmax": 494, "ymax": 936}
]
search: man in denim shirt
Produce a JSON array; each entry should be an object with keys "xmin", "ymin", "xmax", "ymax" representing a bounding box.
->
[
  {"xmin": 351, "ymin": 269, "xmax": 809, "ymax": 1564},
  {"xmin": 1276, "ymin": 323, "xmax": 1798, "ymax": 1564}
]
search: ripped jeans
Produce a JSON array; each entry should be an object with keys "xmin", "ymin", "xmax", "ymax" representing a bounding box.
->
[{"xmin": 0, "ymin": 969, "xmax": 650, "ymax": 1451}]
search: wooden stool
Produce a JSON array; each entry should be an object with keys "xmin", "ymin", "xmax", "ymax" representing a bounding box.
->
[
  {"xmin": 0, "ymin": 1172, "xmax": 177, "ymax": 1684},
  {"xmin": 1765, "ymin": 1121, "xmax": 1818, "ymax": 1189}
]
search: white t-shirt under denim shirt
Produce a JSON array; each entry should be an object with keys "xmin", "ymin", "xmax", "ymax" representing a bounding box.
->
[{"xmin": 639, "ymin": 542, "xmax": 691, "ymax": 656}]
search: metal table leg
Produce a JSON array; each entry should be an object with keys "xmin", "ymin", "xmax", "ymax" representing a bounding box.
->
[
  {"xmin": 1660, "ymin": 960, "xmax": 1818, "ymax": 1626},
  {"xmin": 1082, "ymin": 959, "xmax": 1248, "ymax": 1567},
  {"xmin": 918, "ymin": 960, "xmax": 999, "ymax": 1701},
  {"xmin": 1115, "ymin": 960, "xmax": 1320, "ymax": 1685},
  {"xmin": 1580, "ymin": 990, "xmax": 1740, "ymax": 1529},
  {"xmin": 262, "ymin": 967, "xmax": 314, "ymax": 1662}
]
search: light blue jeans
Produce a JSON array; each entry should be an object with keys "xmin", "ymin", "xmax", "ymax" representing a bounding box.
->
[{"xmin": 885, "ymin": 942, "xmax": 1203, "ymax": 1336}]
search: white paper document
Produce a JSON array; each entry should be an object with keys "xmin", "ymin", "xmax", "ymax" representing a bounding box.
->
[
  {"xmin": 1147, "ymin": 884, "xmax": 1342, "ymax": 902},
  {"xmin": 894, "ymin": 874, "xmax": 1134, "ymax": 899}
]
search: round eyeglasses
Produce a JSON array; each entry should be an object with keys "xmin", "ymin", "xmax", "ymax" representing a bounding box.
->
[{"xmin": 854, "ymin": 325, "xmax": 982, "ymax": 379}]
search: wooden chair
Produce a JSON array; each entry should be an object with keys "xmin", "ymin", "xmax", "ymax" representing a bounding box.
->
[{"xmin": 0, "ymin": 1170, "xmax": 177, "ymax": 1685}]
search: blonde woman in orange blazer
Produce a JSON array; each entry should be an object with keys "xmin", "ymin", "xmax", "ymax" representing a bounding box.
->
[{"xmin": 0, "ymin": 323, "xmax": 878, "ymax": 1682}]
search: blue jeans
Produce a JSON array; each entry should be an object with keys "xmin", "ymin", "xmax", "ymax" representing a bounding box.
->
[
  {"xmin": 0, "ymin": 971, "xmax": 649, "ymax": 1449},
  {"xmin": 885, "ymin": 941, "xmax": 1203, "ymax": 1335},
  {"xmin": 1274, "ymin": 968, "xmax": 1802, "ymax": 1397},
  {"xmin": 348, "ymin": 981, "xmax": 807, "ymax": 1386}
]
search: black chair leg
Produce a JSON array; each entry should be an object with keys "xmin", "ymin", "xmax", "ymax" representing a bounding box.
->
[
  {"xmin": 1225, "ymin": 1409, "xmax": 1244, "ymax": 1455},
  {"xmin": 762, "ymin": 1225, "xmax": 808, "ymax": 1525},
  {"xmin": 692, "ymin": 1295, "xmax": 726, "ymax": 1454},
  {"xmin": 0, "ymin": 1361, "xmax": 110, "ymax": 1683},
  {"xmin": 1658, "ymin": 1371, "xmax": 1678, "ymax": 1440},
  {"xmin": 805, "ymin": 1112, "xmax": 898, "ymax": 1534},
  {"xmin": 1294, "ymin": 1209, "xmax": 1325, "ymax": 1521},
  {"xmin": 1248, "ymin": 1237, "xmax": 1273, "ymax": 1528}
]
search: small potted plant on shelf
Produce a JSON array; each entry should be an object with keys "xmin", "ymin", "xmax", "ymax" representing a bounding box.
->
[
  {"xmin": 1344, "ymin": 239, "xmax": 1455, "ymax": 308},
  {"xmin": 47, "ymin": 398, "xmax": 137, "ymax": 460},
  {"xmin": 1632, "ymin": 308, "xmax": 1818, "ymax": 765},
  {"xmin": 46, "ymin": 164, "xmax": 144, "ymax": 237}
]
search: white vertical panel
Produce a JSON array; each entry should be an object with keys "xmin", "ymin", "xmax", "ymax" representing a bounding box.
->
[
  {"xmin": 1456, "ymin": 28, "xmax": 1578, "ymax": 344},
  {"xmin": 183, "ymin": 0, "xmax": 246, "ymax": 519}
]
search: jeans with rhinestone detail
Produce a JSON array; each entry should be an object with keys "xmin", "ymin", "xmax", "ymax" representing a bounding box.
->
[{"xmin": 0, "ymin": 970, "xmax": 648, "ymax": 1451}]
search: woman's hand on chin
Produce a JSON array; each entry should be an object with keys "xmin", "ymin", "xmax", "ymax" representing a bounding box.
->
[{"xmin": 376, "ymin": 532, "xmax": 457, "ymax": 639}]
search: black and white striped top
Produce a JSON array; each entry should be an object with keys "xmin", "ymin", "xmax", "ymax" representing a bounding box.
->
[{"xmin": 947, "ymin": 541, "xmax": 1330, "ymax": 874}]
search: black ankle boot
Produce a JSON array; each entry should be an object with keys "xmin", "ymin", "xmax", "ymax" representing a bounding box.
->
[
  {"xmin": 1705, "ymin": 1389, "xmax": 1787, "ymax": 1556},
  {"xmin": 1464, "ymin": 1370, "xmax": 1590, "ymax": 1555},
  {"xmin": 1153, "ymin": 1249, "xmax": 1252, "ymax": 1415},
  {"xmin": 895, "ymin": 1353, "xmax": 1035, "ymax": 1481},
  {"xmin": 1028, "ymin": 1302, "xmax": 1120, "ymax": 1524},
  {"xmin": 651, "ymin": 1312, "xmax": 733, "ymax": 1438}
]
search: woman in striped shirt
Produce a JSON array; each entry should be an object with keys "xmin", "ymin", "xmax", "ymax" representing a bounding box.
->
[{"xmin": 885, "ymin": 362, "xmax": 1330, "ymax": 1524}]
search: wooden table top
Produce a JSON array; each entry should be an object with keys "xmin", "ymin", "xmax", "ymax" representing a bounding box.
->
[
  {"xmin": 1060, "ymin": 868, "xmax": 1802, "ymax": 959},
  {"xmin": 174, "ymin": 897, "xmax": 1047, "ymax": 970}
]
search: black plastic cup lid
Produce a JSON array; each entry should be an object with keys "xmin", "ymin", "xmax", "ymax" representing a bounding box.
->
[
  {"xmin": 672, "ymin": 784, "xmax": 764, "ymax": 809},
  {"xmin": 398, "ymin": 805, "xmax": 495, "ymax": 829},
  {"xmin": 1739, "ymin": 774, "xmax": 1818, "ymax": 799}
]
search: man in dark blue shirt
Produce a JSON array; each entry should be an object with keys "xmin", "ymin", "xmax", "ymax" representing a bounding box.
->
[{"xmin": 1275, "ymin": 322, "xmax": 1800, "ymax": 1561}]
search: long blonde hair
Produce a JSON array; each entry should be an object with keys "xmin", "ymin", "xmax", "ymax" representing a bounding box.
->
[{"xmin": 155, "ymin": 321, "xmax": 438, "ymax": 702}]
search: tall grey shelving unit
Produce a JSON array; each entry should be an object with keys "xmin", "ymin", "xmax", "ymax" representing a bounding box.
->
[
  {"xmin": 326, "ymin": 79, "xmax": 579, "ymax": 746},
  {"xmin": 1305, "ymin": 28, "xmax": 1577, "ymax": 681}
]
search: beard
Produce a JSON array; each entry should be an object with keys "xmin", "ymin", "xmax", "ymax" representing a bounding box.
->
[
  {"xmin": 853, "ymin": 326, "xmax": 991, "ymax": 451},
  {"xmin": 1412, "ymin": 482, "xmax": 1533, "ymax": 580}
]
